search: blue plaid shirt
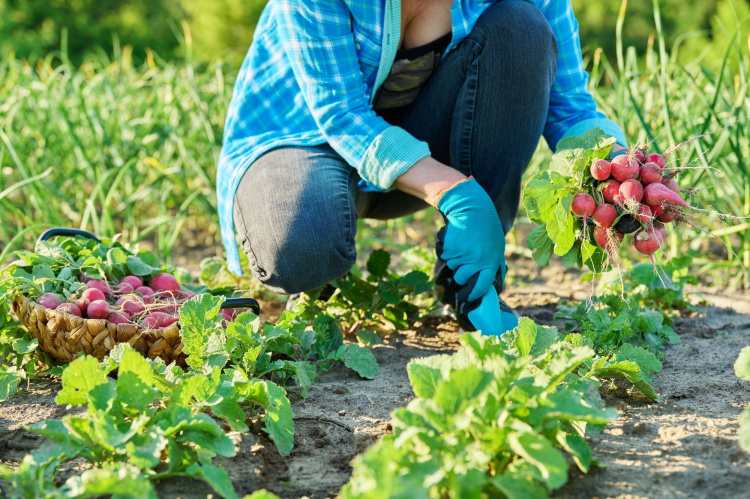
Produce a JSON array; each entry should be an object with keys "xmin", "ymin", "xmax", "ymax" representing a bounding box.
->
[{"xmin": 218, "ymin": 0, "xmax": 627, "ymax": 275}]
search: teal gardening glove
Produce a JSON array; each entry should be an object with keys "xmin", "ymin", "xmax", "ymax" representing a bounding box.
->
[
  {"xmin": 435, "ymin": 176, "xmax": 506, "ymax": 303},
  {"xmin": 466, "ymin": 286, "xmax": 519, "ymax": 336},
  {"xmin": 434, "ymin": 177, "xmax": 518, "ymax": 336}
]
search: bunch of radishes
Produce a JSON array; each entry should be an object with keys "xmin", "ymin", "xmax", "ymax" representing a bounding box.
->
[
  {"xmin": 35, "ymin": 272, "xmax": 201, "ymax": 329},
  {"xmin": 571, "ymin": 148, "xmax": 690, "ymax": 259}
]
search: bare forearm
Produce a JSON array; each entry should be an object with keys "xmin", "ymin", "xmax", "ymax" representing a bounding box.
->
[{"xmin": 392, "ymin": 156, "xmax": 467, "ymax": 207}]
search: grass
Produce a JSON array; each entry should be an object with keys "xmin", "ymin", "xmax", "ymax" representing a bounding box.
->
[
  {"xmin": 0, "ymin": 48, "xmax": 230, "ymax": 263},
  {"xmin": 1, "ymin": 1, "xmax": 750, "ymax": 284},
  {"xmin": 588, "ymin": 0, "xmax": 750, "ymax": 278}
]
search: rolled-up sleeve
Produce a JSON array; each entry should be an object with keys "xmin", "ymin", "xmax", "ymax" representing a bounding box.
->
[
  {"xmin": 538, "ymin": 0, "xmax": 628, "ymax": 150},
  {"xmin": 276, "ymin": 0, "xmax": 430, "ymax": 189}
]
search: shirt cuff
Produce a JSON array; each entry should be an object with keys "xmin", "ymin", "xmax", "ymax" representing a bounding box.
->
[
  {"xmin": 360, "ymin": 126, "xmax": 431, "ymax": 190},
  {"xmin": 559, "ymin": 118, "xmax": 629, "ymax": 150}
]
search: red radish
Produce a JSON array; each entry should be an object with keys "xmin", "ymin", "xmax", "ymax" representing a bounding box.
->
[
  {"xmin": 645, "ymin": 153, "xmax": 666, "ymax": 169},
  {"xmin": 115, "ymin": 282, "xmax": 135, "ymax": 294},
  {"xmin": 82, "ymin": 287, "xmax": 106, "ymax": 303},
  {"xmin": 79, "ymin": 274, "xmax": 92, "ymax": 284},
  {"xmin": 593, "ymin": 226, "xmax": 624, "ymax": 250},
  {"xmin": 657, "ymin": 207, "xmax": 680, "ymax": 223},
  {"xmin": 649, "ymin": 204, "xmax": 679, "ymax": 223},
  {"xmin": 151, "ymin": 294, "xmax": 178, "ymax": 314},
  {"xmin": 618, "ymin": 180, "xmax": 644, "ymax": 204},
  {"xmin": 120, "ymin": 275, "xmax": 143, "ymax": 289},
  {"xmin": 149, "ymin": 273, "xmax": 180, "ymax": 293},
  {"xmin": 664, "ymin": 179, "xmax": 680, "ymax": 194},
  {"xmin": 87, "ymin": 280, "xmax": 111, "ymax": 296},
  {"xmin": 634, "ymin": 227, "xmax": 665, "ymax": 255},
  {"xmin": 643, "ymin": 183, "xmax": 690, "ymax": 208},
  {"xmin": 74, "ymin": 296, "xmax": 90, "ymax": 316},
  {"xmin": 87, "ymin": 300, "xmax": 111, "ymax": 319},
  {"xmin": 142, "ymin": 312, "xmax": 179, "ymax": 329},
  {"xmin": 653, "ymin": 221, "xmax": 667, "ymax": 241},
  {"xmin": 115, "ymin": 295, "xmax": 145, "ymax": 316},
  {"xmin": 631, "ymin": 149, "xmax": 646, "ymax": 164},
  {"xmin": 107, "ymin": 312, "xmax": 131, "ymax": 325},
  {"xmin": 56, "ymin": 303, "xmax": 82, "ymax": 317},
  {"xmin": 600, "ymin": 180, "xmax": 622, "ymax": 204},
  {"xmin": 590, "ymin": 159, "xmax": 611, "ymax": 180},
  {"xmin": 135, "ymin": 286, "xmax": 155, "ymax": 303},
  {"xmin": 221, "ymin": 308, "xmax": 238, "ymax": 325},
  {"xmin": 611, "ymin": 155, "xmax": 640, "ymax": 182},
  {"xmin": 174, "ymin": 289, "xmax": 196, "ymax": 301},
  {"xmin": 571, "ymin": 193, "xmax": 596, "ymax": 220},
  {"xmin": 141, "ymin": 315, "xmax": 158, "ymax": 329},
  {"xmin": 634, "ymin": 204, "xmax": 653, "ymax": 223},
  {"xmin": 592, "ymin": 203, "xmax": 618, "ymax": 228},
  {"xmin": 37, "ymin": 293, "xmax": 62, "ymax": 309},
  {"xmin": 640, "ymin": 163, "xmax": 663, "ymax": 185}
]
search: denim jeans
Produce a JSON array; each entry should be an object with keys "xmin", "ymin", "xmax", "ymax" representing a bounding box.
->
[{"xmin": 233, "ymin": 0, "xmax": 557, "ymax": 294}]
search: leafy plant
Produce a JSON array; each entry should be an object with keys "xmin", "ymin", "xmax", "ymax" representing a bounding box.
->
[
  {"xmin": 523, "ymin": 129, "xmax": 616, "ymax": 272},
  {"xmin": 0, "ymin": 289, "xmax": 380, "ymax": 498},
  {"xmin": 341, "ymin": 319, "xmax": 618, "ymax": 498},
  {"xmin": 565, "ymin": 334, "xmax": 663, "ymax": 401},
  {"xmin": 301, "ymin": 249, "xmax": 435, "ymax": 336},
  {"xmin": 0, "ymin": 282, "xmax": 40, "ymax": 402},
  {"xmin": 0, "ymin": 348, "xmax": 240, "ymax": 498},
  {"xmin": 555, "ymin": 297, "xmax": 679, "ymax": 358},
  {"xmin": 177, "ymin": 294, "xmax": 378, "ymax": 401},
  {"xmin": 606, "ymin": 258, "xmax": 697, "ymax": 312},
  {"xmin": 2, "ymin": 236, "xmax": 165, "ymax": 301}
]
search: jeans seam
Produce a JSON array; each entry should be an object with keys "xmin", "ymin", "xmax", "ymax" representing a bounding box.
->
[
  {"xmin": 233, "ymin": 195, "xmax": 266, "ymax": 280},
  {"xmin": 457, "ymin": 41, "xmax": 483, "ymax": 177},
  {"xmin": 341, "ymin": 168, "xmax": 358, "ymax": 263}
]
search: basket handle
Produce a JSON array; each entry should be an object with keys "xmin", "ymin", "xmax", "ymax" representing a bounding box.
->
[
  {"xmin": 221, "ymin": 297, "xmax": 261, "ymax": 315},
  {"xmin": 38, "ymin": 228, "xmax": 101, "ymax": 244}
]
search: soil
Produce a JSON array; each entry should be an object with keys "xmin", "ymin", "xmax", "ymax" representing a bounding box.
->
[{"xmin": 2, "ymin": 266, "xmax": 750, "ymax": 499}]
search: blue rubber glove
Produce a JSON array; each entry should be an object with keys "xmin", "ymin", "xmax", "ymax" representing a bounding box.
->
[
  {"xmin": 466, "ymin": 286, "xmax": 519, "ymax": 337},
  {"xmin": 436, "ymin": 177, "xmax": 506, "ymax": 302}
]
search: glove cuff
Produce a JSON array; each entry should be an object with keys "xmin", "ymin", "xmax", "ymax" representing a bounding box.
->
[{"xmin": 434, "ymin": 176, "xmax": 473, "ymax": 210}]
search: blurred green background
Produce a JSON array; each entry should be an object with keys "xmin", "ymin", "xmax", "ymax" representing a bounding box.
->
[{"xmin": 0, "ymin": 0, "xmax": 746, "ymax": 68}]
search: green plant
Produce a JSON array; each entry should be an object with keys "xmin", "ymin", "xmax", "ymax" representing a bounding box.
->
[
  {"xmin": 0, "ymin": 52, "xmax": 230, "ymax": 264},
  {"xmin": 0, "ymin": 282, "xmax": 44, "ymax": 402},
  {"xmin": 523, "ymin": 129, "xmax": 616, "ymax": 273},
  {"xmin": 0, "ymin": 347, "xmax": 242, "ymax": 498},
  {"xmin": 0, "ymin": 291, "xmax": 379, "ymax": 498},
  {"xmin": 341, "ymin": 319, "xmax": 619, "ymax": 498},
  {"xmin": 297, "ymin": 249, "xmax": 436, "ymax": 337}
]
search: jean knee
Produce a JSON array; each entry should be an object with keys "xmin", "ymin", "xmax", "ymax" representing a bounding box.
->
[
  {"xmin": 258, "ymin": 236, "xmax": 356, "ymax": 295},
  {"xmin": 473, "ymin": 0, "xmax": 557, "ymax": 79}
]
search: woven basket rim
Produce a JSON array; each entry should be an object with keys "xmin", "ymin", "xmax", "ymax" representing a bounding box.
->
[{"xmin": 15, "ymin": 294, "xmax": 179, "ymax": 335}]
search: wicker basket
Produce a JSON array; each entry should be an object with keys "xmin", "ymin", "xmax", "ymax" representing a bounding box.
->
[
  {"xmin": 11, "ymin": 228, "xmax": 261, "ymax": 366},
  {"xmin": 12, "ymin": 295, "xmax": 187, "ymax": 365}
]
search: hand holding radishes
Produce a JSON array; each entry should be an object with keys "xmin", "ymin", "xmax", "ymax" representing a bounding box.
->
[{"xmin": 521, "ymin": 128, "xmax": 726, "ymax": 271}]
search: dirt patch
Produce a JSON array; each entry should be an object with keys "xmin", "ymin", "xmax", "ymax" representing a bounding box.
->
[
  {"xmin": 557, "ymin": 306, "xmax": 750, "ymax": 499},
  {"xmin": 2, "ymin": 283, "xmax": 750, "ymax": 498}
]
